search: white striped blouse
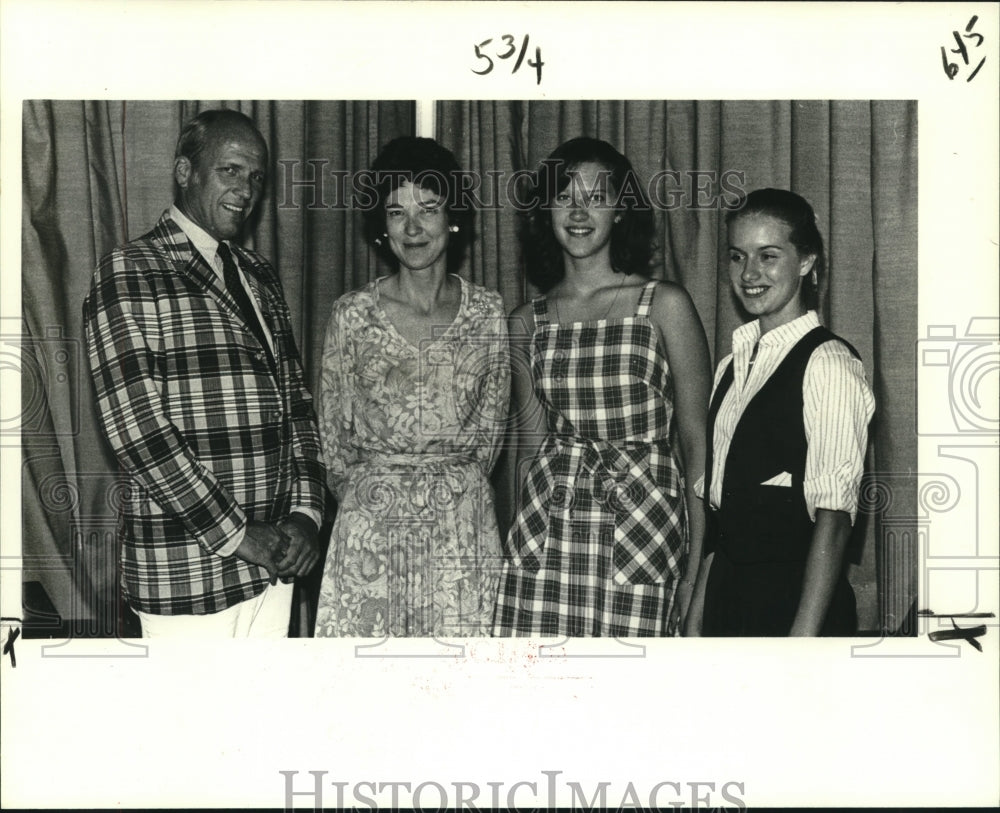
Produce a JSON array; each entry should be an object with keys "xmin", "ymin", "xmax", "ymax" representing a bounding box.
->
[{"xmin": 695, "ymin": 311, "xmax": 876, "ymax": 524}]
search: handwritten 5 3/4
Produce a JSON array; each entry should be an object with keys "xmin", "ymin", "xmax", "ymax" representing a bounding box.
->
[{"xmin": 472, "ymin": 34, "xmax": 543, "ymax": 84}]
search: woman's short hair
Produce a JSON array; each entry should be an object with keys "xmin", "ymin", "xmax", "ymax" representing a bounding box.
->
[
  {"xmin": 361, "ymin": 136, "xmax": 473, "ymax": 273},
  {"xmin": 726, "ymin": 187, "xmax": 825, "ymax": 311},
  {"xmin": 522, "ymin": 136, "xmax": 655, "ymax": 292}
]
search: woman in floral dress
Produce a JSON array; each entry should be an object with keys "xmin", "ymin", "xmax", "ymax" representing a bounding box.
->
[
  {"xmin": 493, "ymin": 137, "xmax": 711, "ymax": 637},
  {"xmin": 315, "ymin": 137, "xmax": 509, "ymax": 637}
]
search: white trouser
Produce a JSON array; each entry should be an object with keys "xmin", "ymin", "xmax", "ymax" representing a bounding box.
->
[{"xmin": 134, "ymin": 581, "xmax": 294, "ymax": 638}]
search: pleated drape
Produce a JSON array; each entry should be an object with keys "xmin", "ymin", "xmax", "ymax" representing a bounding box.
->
[
  {"xmin": 436, "ymin": 100, "xmax": 917, "ymax": 633},
  {"xmin": 20, "ymin": 100, "xmax": 413, "ymax": 633},
  {"xmin": 20, "ymin": 99, "xmax": 916, "ymax": 634},
  {"xmin": 436, "ymin": 100, "xmax": 526, "ymax": 307}
]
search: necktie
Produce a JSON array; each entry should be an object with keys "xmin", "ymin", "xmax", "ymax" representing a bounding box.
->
[{"xmin": 217, "ymin": 242, "xmax": 274, "ymax": 369}]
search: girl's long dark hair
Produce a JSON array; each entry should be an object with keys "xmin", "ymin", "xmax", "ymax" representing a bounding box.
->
[{"xmin": 522, "ymin": 137, "xmax": 654, "ymax": 292}]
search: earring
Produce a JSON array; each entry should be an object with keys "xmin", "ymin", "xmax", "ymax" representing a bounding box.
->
[
  {"xmin": 374, "ymin": 233, "xmax": 387, "ymax": 247},
  {"xmin": 811, "ymin": 268, "xmax": 818, "ymax": 286},
  {"xmin": 449, "ymin": 225, "xmax": 459, "ymax": 233},
  {"xmin": 614, "ymin": 216, "xmax": 622, "ymax": 224}
]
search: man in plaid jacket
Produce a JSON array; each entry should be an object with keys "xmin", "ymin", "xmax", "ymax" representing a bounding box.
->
[{"xmin": 84, "ymin": 109, "xmax": 326, "ymax": 637}]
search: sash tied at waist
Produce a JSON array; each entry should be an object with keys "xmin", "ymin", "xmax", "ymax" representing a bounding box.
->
[
  {"xmin": 508, "ymin": 434, "xmax": 686, "ymax": 584},
  {"xmin": 548, "ymin": 435, "xmax": 654, "ymax": 510}
]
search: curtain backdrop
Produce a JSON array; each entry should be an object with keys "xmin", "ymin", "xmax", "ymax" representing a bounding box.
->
[
  {"xmin": 437, "ymin": 100, "xmax": 917, "ymax": 634},
  {"xmin": 20, "ymin": 99, "xmax": 916, "ymax": 635},
  {"xmin": 20, "ymin": 100, "xmax": 414, "ymax": 634}
]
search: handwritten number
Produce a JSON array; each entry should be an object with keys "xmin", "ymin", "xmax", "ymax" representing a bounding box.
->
[
  {"xmin": 471, "ymin": 34, "xmax": 543, "ymax": 83},
  {"xmin": 528, "ymin": 46, "xmax": 544, "ymax": 85},
  {"xmin": 940, "ymin": 17, "xmax": 986, "ymax": 83},
  {"xmin": 950, "ymin": 31, "xmax": 969, "ymax": 63},
  {"xmin": 966, "ymin": 57, "xmax": 986, "ymax": 82},
  {"xmin": 498, "ymin": 34, "xmax": 517, "ymax": 59},
  {"xmin": 941, "ymin": 46, "xmax": 960, "ymax": 79},
  {"xmin": 965, "ymin": 15, "xmax": 984, "ymax": 44},
  {"xmin": 472, "ymin": 39, "xmax": 494, "ymax": 75},
  {"xmin": 512, "ymin": 35, "xmax": 529, "ymax": 73}
]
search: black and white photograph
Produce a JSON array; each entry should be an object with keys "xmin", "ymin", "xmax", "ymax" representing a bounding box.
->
[
  {"xmin": 2, "ymin": 2, "xmax": 997, "ymax": 809},
  {"xmin": 17, "ymin": 98, "xmax": 914, "ymax": 640}
]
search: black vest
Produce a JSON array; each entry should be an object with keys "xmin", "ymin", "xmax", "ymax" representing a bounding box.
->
[{"xmin": 704, "ymin": 326, "xmax": 860, "ymax": 564}]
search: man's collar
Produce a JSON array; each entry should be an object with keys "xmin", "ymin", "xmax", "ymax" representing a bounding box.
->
[{"xmin": 169, "ymin": 204, "xmax": 224, "ymax": 268}]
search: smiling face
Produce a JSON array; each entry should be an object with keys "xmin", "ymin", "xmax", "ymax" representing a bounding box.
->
[
  {"xmin": 728, "ymin": 213, "xmax": 816, "ymax": 334},
  {"xmin": 174, "ymin": 125, "xmax": 266, "ymax": 241},
  {"xmin": 550, "ymin": 161, "xmax": 619, "ymax": 267},
  {"xmin": 384, "ymin": 180, "xmax": 450, "ymax": 274}
]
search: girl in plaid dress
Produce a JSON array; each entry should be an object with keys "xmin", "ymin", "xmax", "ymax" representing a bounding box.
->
[{"xmin": 493, "ymin": 138, "xmax": 712, "ymax": 636}]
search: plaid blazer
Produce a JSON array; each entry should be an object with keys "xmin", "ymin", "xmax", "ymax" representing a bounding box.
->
[{"xmin": 84, "ymin": 212, "xmax": 326, "ymax": 614}]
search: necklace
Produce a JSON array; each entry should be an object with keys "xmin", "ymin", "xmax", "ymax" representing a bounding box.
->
[{"xmin": 552, "ymin": 275, "xmax": 627, "ymax": 324}]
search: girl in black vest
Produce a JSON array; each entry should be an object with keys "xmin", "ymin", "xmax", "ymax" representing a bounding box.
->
[{"xmin": 685, "ymin": 189, "xmax": 874, "ymax": 636}]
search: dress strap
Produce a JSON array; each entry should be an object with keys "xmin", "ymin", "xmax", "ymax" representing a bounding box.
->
[
  {"xmin": 531, "ymin": 295, "xmax": 550, "ymax": 326},
  {"xmin": 635, "ymin": 280, "xmax": 658, "ymax": 318}
]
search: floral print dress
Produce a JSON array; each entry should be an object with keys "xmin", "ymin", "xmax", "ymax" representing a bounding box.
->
[{"xmin": 315, "ymin": 275, "xmax": 509, "ymax": 637}]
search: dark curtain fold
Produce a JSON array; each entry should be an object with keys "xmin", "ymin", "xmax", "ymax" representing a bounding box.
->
[
  {"xmin": 20, "ymin": 100, "xmax": 414, "ymax": 633},
  {"xmin": 21, "ymin": 98, "xmax": 915, "ymax": 635},
  {"xmin": 869, "ymin": 101, "xmax": 920, "ymax": 633},
  {"xmin": 436, "ymin": 100, "xmax": 917, "ymax": 633},
  {"xmin": 436, "ymin": 100, "xmax": 525, "ymax": 307}
]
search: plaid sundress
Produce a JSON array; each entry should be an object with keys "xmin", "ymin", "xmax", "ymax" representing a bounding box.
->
[{"xmin": 493, "ymin": 281, "xmax": 688, "ymax": 636}]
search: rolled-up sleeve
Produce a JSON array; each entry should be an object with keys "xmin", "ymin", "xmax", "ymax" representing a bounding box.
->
[{"xmin": 802, "ymin": 343, "xmax": 876, "ymax": 524}]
